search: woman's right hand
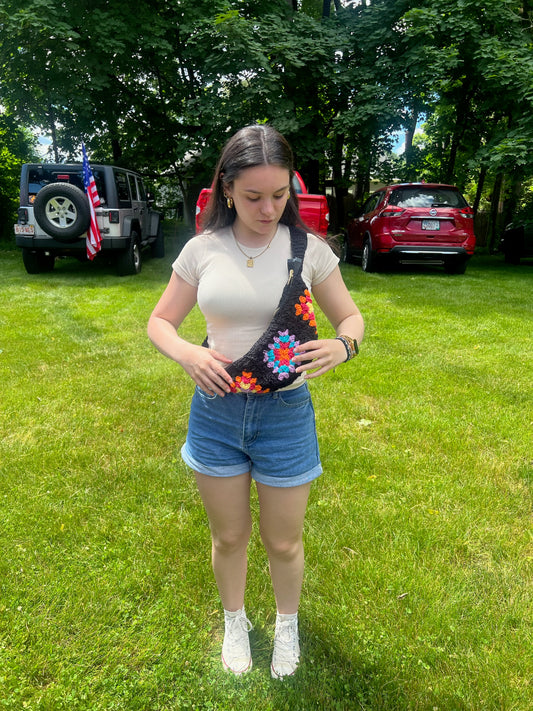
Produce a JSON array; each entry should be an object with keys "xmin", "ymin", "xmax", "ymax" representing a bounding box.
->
[
  {"xmin": 181, "ymin": 344, "xmax": 234, "ymax": 396},
  {"xmin": 147, "ymin": 273, "xmax": 234, "ymax": 396}
]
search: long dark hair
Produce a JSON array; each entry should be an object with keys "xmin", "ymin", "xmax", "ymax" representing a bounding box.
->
[{"xmin": 200, "ymin": 124, "xmax": 308, "ymax": 233}]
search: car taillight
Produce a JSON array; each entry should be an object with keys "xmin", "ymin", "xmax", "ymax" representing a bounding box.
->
[
  {"xmin": 459, "ymin": 207, "xmax": 474, "ymax": 219},
  {"xmin": 196, "ymin": 190, "xmax": 212, "ymax": 232},
  {"xmin": 108, "ymin": 211, "xmax": 120, "ymax": 223},
  {"xmin": 18, "ymin": 208, "xmax": 29, "ymax": 224},
  {"xmin": 380, "ymin": 206, "xmax": 405, "ymax": 217}
]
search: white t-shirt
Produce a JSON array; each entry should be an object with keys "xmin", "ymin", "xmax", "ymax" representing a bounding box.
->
[{"xmin": 172, "ymin": 224, "xmax": 339, "ymax": 362}]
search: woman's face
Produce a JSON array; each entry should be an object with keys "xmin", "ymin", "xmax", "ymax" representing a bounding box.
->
[{"xmin": 225, "ymin": 164, "xmax": 290, "ymax": 244}]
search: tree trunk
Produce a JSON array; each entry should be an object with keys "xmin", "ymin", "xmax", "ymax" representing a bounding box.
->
[
  {"xmin": 302, "ymin": 158, "xmax": 320, "ymax": 195},
  {"xmin": 472, "ymin": 166, "xmax": 487, "ymax": 215},
  {"xmin": 444, "ymin": 87, "xmax": 471, "ymax": 185},
  {"xmin": 502, "ymin": 172, "xmax": 523, "ymax": 228},
  {"xmin": 48, "ymin": 107, "xmax": 59, "ymax": 162},
  {"xmin": 488, "ymin": 173, "xmax": 503, "ymax": 253},
  {"xmin": 404, "ymin": 110, "xmax": 418, "ymax": 181},
  {"xmin": 331, "ymin": 132, "xmax": 346, "ymax": 232}
]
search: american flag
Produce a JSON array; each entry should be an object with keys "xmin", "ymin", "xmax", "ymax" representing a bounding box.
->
[{"xmin": 82, "ymin": 142, "xmax": 102, "ymax": 260}]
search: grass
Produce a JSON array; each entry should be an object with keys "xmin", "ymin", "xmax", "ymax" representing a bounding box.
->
[{"xmin": 0, "ymin": 224, "xmax": 532, "ymax": 710}]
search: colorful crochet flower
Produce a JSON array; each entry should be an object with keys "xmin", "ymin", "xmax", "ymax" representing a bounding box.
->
[
  {"xmin": 263, "ymin": 330, "xmax": 300, "ymax": 381},
  {"xmin": 230, "ymin": 371, "xmax": 268, "ymax": 394},
  {"xmin": 295, "ymin": 289, "xmax": 317, "ymax": 330}
]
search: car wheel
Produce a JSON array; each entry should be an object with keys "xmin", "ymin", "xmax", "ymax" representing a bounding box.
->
[
  {"xmin": 33, "ymin": 183, "xmax": 91, "ymax": 242},
  {"xmin": 361, "ymin": 239, "xmax": 375, "ymax": 272},
  {"xmin": 150, "ymin": 222, "xmax": 165, "ymax": 258},
  {"xmin": 444, "ymin": 258, "xmax": 467, "ymax": 274},
  {"xmin": 117, "ymin": 232, "xmax": 142, "ymax": 275},
  {"xmin": 22, "ymin": 248, "xmax": 55, "ymax": 274}
]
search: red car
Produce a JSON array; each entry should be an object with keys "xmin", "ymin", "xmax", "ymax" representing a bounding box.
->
[{"xmin": 345, "ymin": 183, "xmax": 476, "ymax": 274}]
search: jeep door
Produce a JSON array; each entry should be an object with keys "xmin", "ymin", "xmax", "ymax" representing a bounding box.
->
[{"xmin": 127, "ymin": 173, "xmax": 147, "ymax": 241}]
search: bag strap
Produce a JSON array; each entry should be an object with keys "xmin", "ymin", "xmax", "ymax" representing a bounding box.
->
[
  {"xmin": 288, "ymin": 225, "xmax": 308, "ymax": 262},
  {"xmin": 287, "ymin": 225, "xmax": 308, "ymax": 278}
]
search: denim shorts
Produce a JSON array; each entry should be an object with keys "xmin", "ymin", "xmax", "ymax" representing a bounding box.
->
[{"xmin": 181, "ymin": 383, "xmax": 322, "ymax": 488}]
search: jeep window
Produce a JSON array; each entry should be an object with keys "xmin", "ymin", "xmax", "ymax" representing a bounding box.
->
[
  {"xmin": 389, "ymin": 187, "xmax": 467, "ymax": 209},
  {"xmin": 27, "ymin": 166, "xmax": 107, "ymax": 204},
  {"xmin": 136, "ymin": 178, "xmax": 147, "ymax": 202},
  {"xmin": 114, "ymin": 171, "xmax": 131, "ymax": 207},
  {"xmin": 128, "ymin": 173, "xmax": 139, "ymax": 201}
]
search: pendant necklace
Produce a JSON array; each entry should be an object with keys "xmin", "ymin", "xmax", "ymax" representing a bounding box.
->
[{"xmin": 233, "ymin": 229, "xmax": 276, "ymax": 268}]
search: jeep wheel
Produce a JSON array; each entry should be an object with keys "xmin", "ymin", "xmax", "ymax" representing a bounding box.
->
[
  {"xmin": 361, "ymin": 240, "xmax": 376, "ymax": 272},
  {"xmin": 33, "ymin": 183, "xmax": 91, "ymax": 242},
  {"xmin": 22, "ymin": 248, "xmax": 56, "ymax": 274},
  {"xmin": 117, "ymin": 232, "xmax": 142, "ymax": 275}
]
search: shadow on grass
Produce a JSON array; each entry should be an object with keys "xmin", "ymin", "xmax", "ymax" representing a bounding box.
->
[
  {"xmin": 342, "ymin": 252, "xmax": 533, "ymax": 279},
  {"xmin": 201, "ymin": 617, "xmax": 409, "ymax": 711}
]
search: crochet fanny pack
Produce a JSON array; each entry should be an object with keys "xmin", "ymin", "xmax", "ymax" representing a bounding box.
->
[{"xmin": 204, "ymin": 225, "xmax": 318, "ymax": 394}]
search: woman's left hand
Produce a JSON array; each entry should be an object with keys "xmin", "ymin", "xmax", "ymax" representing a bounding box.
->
[{"xmin": 292, "ymin": 338, "xmax": 348, "ymax": 379}]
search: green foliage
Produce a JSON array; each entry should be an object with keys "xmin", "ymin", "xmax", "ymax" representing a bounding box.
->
[
  {"xmin": 0, "ymin": 112, "xmax": 37, "ymax": 241},
  {"xmin": 1, "ymin": 0, "xmax": 533, "ymax": 230}
]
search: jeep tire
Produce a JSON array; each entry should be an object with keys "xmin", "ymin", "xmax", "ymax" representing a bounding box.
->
[
  {"xmin": 117, "ymin": 231, "xmax": 142, "ymax": 275},
  {"xmin": 33, "ymin": 183, "xmax": 91, "ymax": 242},
  {"xmin": 22, "ymin": 248, "xmax": 56, "ymax": 274}
]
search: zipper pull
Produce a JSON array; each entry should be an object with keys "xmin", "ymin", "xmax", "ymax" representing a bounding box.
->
[{"xmin": 287, "ymin": 268, "xmax": 294, "ymax": 284}]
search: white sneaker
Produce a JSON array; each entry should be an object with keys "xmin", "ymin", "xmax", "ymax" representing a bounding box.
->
[
  {"xmin": 221, "ymin": 608, "xmax": 253, "ymax": 675},
  {"xmin": 271, "ymin": 614, "xmax": 300, "ymax": 679}
]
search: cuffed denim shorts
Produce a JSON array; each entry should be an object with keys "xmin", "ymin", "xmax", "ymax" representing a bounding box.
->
[{"xmin": 181, "ymin": 383, "xmax": 322, "ymax": 488}]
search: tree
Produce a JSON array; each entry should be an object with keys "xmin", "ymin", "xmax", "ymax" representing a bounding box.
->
[
  {"xmin": 0, "ymin": 112, "xmax": 37, "ymax": 240},
  {"xmin": 397, "ymin": 0, "xmax": 533, "ymax": 246},
  {"xmin": 1, "ymin": 0, "xmax": 532, "ymax": 239}
]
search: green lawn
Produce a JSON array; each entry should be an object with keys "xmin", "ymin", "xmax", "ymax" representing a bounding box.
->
[{"xmin": 1, "ymin": 226, "xmax": 531, "ymax": 710}]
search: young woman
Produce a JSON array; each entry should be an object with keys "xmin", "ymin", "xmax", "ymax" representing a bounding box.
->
[{"xmin": 147, "ymin": 125, "xmax": 364, "ymax": 678}]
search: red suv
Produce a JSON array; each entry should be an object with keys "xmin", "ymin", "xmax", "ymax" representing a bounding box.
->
[{"xmin": 345, "ymin": 183, "xmax": 476, "ymax": 274}]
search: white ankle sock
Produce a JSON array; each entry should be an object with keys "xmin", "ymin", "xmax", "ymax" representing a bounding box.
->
[{"xmin": 276, "ymin": 611, "xmax": 298, "ymax": 623}]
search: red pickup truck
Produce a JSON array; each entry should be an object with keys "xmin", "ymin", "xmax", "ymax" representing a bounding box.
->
[{"xmin": 195, "ymin": 171, "xmax": 329, "ymax": 236}]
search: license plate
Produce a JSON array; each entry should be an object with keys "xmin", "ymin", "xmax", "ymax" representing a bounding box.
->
[
  {"xmin": 15, "ymin": 224, "xmax": 35, "ymax": 235},
  {"xmin": 422, "ymin": 220, "xmax": 440, "ymax": 231}
]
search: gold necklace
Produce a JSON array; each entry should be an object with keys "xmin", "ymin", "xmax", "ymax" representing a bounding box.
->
[{"xmin": 233, "ymin": 229, "xmax": 276, "ymax": 268}]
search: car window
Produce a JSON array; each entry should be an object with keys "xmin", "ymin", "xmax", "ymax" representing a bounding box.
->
[
  {"xmin": 136, "ymin": 177, "xmax": 147, "ymax": 201},
  {"xmin": 128, "ymin": 173, "xmax": 139, "ymax": 201},
  {"xmin": 389, "ymin": 187, "xmax": 467, "ymax": 209},
  {"xmin": 26, "ymin": 166, "xmax": 107, "ymax": 204},
  {"xmin": 363, "ymin": 193, "xmax": 381, "ymax": 214},
  {"xmin": 114, "ymin": 171, "xmax": 131, "ymax": 207}
]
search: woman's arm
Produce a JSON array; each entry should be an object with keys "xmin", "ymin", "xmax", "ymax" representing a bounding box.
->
[
  {"xmin": 147, "ymin": 272, "xmax": 233, "ymax": 396},
  {"xmin": 293, "ymin": 266, "xmax": 364, "ymax": 379}
]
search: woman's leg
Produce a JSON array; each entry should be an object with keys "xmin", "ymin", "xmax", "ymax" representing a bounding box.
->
[
  {"xmin": 256, "ymin": 481, "xmax": 312, "ymax": 614},
  {"xmin": 195, "ymin": 471, "xmax": 252, "ymax": 611}
]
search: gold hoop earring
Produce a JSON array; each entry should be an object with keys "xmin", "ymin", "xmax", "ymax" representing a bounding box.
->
[{"xmin": 226, "ymin": 196, "xmax": 234, "ymax": 209}]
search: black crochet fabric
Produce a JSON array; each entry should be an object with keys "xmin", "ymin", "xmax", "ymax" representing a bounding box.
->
[{"xmin": 205, "ymin": 226, "xmax": 319, "ymax": 393}]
